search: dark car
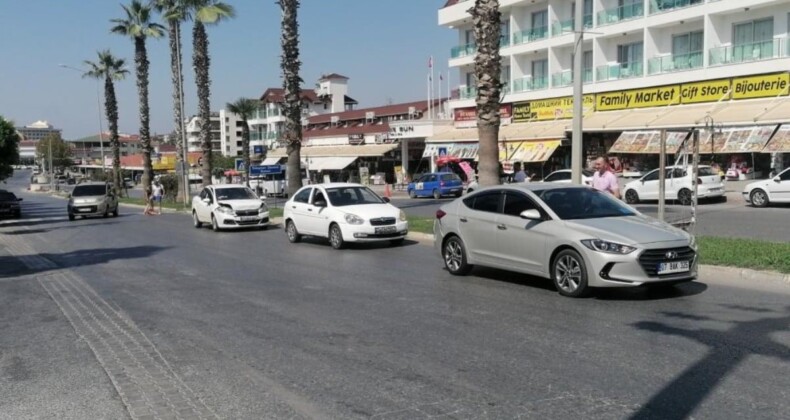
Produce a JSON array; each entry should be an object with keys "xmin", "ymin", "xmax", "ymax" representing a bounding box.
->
[{"xmin": 0, "ymin": 191, "xmax": 23, "ymax": 218}]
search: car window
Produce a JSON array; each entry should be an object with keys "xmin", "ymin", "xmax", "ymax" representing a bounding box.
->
[
  {"xmin": 582, "ymin": 169, "xmax": 594, "ymax": 177},
  {"xmin": 72, "ymin": 185, "xmax": 108, "ymax": 196},
  {"xmin": 326, "ymin": 187, "xmax": 384, "ymax": 206},
  {"xmin": 547, "ymin": 172, "xmax": 571, "ymax": 182},
  {"xmin": 0, "ymin": 192, "xmax": 17, "ymax": 201},
  {"xmin": 312, "ymin": 190, "xmax": 326, "ymax": 204},
  {"xmin": 697, "ymin": 167, "xmax": 715, "ymax": 176},
  {"xmin": 642, "ymin": 170, "xmax": 659, "ymax": 182},
  {"xmin": 441, "ymin": 173, "xmax": 460, "ymax": 181},
  {"xmin": 426, "ymin": 175, "xmax": 437, "ymax": 183},
  {"xmin": 199, "ymin": 188, "xmax": 208, "ymax": 200},
  {"xmin": 671, "ymin": 168, "xmax": 685, "ymax": 178},
  {"xmin": 215, "ymin": 187, "xmax": 257, "ymax": 200},
  {"xmin": 538, "ymin": 188, "xmax": 636, "ymax": 220},
  {"xmin": 780, "ymin": 169, "xmax": 790, "ymax": 181},
  {"xmin": 463, "ymin": 191, "xmax": 501, "ymax": 213},
  {"xmin": 503, "ymin": 192, "xmax": 539, "ymax": 217},
  {"xmin": 293, "ymin": 188, "xmax": 312, "ymax": 203}
]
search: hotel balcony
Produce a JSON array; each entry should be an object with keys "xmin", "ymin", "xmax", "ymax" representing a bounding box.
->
[
  {"xmin": 596, "ymin": 61, "xmax": 644, "ymax": 81},
  {"xmin": 647, "ymin": 51, "xmax": 703, "ymax": 75}
]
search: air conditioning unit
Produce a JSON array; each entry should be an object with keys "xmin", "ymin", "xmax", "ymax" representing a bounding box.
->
[
  {"xmin": 331, "ymin": 115, "xmax": 340, "ymax": 126},
  {"xmin": 365, "ymin": 111, "xmax": 375, "ymax": 122},
  {"xmin": 408, "ymin": 106, "xmax": 416, "ymax": 115}
]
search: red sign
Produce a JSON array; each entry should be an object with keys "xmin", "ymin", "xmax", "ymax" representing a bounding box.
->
[{"xmin": 453, "ymin": 104, "xmax": 512, "ymax": 122}]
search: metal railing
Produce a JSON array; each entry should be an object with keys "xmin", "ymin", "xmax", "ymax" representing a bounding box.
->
[
  {"xmin": 450, "ymin": 43, "xmax": 477, "ymax": 59},
  {"xmin": 551, "ymin": 15, "xmax": 593, "ymax": 36},
  {"xmin": 649, "ymin": 0, "xmax": 704, "ymax": 15},
  {"xmin": 597, "ymin": 3, "xmax": 644, "ymax": 26},
  {"xmin": 514, "ymin": 26, "xmax": 548, "ymax": 45},
  {"xmin": 551, "ymin": 69, "xmax": 593, "ymax": 87},
  {"xmin": 709, "ymin": 38, "xmax": 787, "ymax": 66},
  {"xmin": 459, "ymin": 86, "xmax": 477, "ymax": 99},
  {"xmin": 512, "ymin": 76, "xmax": 548, "ymax": 92},
  {"xmin": 596, "ymin": 61, "xmax": 644, "ymax": 81},
  {"xmin": 647, "ymin": 51, "xmax": 703, "ymax": 74}
]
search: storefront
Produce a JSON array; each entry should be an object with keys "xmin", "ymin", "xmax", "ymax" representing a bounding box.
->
[{"xmin": 268, "ymin": 143, "xmax": 400, "ymax": 184}]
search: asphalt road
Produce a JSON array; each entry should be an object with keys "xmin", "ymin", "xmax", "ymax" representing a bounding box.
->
[{"xmin": 2, "ymin": 171, "xmax": 789, "ymax": 419}]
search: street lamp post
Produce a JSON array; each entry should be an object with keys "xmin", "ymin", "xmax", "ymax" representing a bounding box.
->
[
  {"xmin": 570, "ymin": 0, "xmax": 584, "ymax": 184},
  {"xmin": 175, "ymin": 22, "xmax": 191, "ymax": 205},
  {"xmin": 59, "ymin": 64, "xmax": 106, "ymax": 172}
]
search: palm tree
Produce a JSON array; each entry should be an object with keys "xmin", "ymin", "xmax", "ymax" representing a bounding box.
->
[
  {"xmin": 83, "ymin": 50, "xmax": 129, "ymax": 196},
  {"xmin": 278, "ymin": 0, "xmax": 303, "ymax": 196},
  {"xmin": 186, "ymin": 0, "xmax": 235, "ymax": 187},
  {"xmin": 152, "ymin": 0, "xmax": 189, "ymax": 201},
  {"xmin": 111, "ymin": 0, "xmax": 165, "ymax": 199},
  {"xmin": 469, "ymin": 0, "xmax": 502, "ymax": 186},
  {"xmin": 225, "ymin": 98, "xmax": 259, "ymax": 187}
]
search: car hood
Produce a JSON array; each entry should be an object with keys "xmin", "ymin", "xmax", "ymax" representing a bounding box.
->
[
  {"xmin": 744, "ymin": 179, "xmax": 774, "ymax": 191},
  {"xmin": 218, "ymin": 199, "xmax": 263, "ymax": 210},
  {"xmin": 334, "ymin": 203, "xmax": 400, "ymax": 219},
  {"xmin": 71, "ymin": 195, "xmax": 105, "ymax": 203},
  {"xmin": 564, "ymin": 215, "xmax": 690, "ymax": 246}
]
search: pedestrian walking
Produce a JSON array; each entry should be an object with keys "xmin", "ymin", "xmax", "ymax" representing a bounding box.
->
[
  {"xmin": 152, "ymin": 180, "xmax": 164, "ymax": 215},
  {"xmin": 592, "ymin": 156, "xmax": 621, "ymax": 199},
  {"xmin": 143, "ymin": 185, "xmax": 156, "ymax": 216}
]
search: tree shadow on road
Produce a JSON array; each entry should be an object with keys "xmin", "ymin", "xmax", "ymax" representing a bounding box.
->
[
  {"xmin": 630, "ymin": 305, "xmax": 790, "ymax": 419},
  {"xmin": 0, "ymin": 245, "xmax": 170, "ymax": 278}
]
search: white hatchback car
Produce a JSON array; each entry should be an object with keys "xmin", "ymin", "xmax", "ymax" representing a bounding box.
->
[
  {"xmin": 541, "ymin": 169, "xmax": 594, "ymax": 185},
  {"xmin": 623, "ymin": 165, "xmax": 725, "ymax": 205},
  {"xmin": 742, "ymin": 168, "xmax": 790, "ymax": 207},
  {"xmin": 191, "ymin": 184, "xmax": 270, "ymax": 231},
  {"xmin": 283, "ymin": 183, "xmax": 408, "ymax": 249}
]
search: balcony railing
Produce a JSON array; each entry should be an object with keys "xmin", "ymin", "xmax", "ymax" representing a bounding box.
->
[
  {"xmin": 551, "ymin": 69, "xmax": 593, "ymax": 87},
  {"xmin": 513, "ymin": 26, "xmax": 548, "ymax": 45},
  {"xmin": 460, "ymin": 86, "xmax": 477, "ymax": 99},
  {"xmin": 551, "ymin": 15, "xmax": 593, "ymax": 36},
  {"xmin": 451, "ymin": 43, "xmax": 477, "ymax": 59},
  {"xmin": 512, "ymin": 76, "xmax": 548, "ymax": 93},
  {"xmin": 647, "ymin": 51, "xmax": 703, "ymax": 74},
  {"xmin": 709, "ymin": 38, "xmax": 787, "ymax": 66},
  {"xmin": 649, "ymin": 0, "xmax": 704, "ymax": 15},
  {"xmin": 596, "ymin": 61, "xmax": 644, "ymax": 81},
  {"xmin": 597, "ymin": 3, "xmax": 644, "ymax": 26},
  {"xmin": 251, "ymin": 131, "xmax": 281, "ymax": 141},
  {"xmin": 500, "ymin": 34, "xmax": 510, "ymax": 48}
]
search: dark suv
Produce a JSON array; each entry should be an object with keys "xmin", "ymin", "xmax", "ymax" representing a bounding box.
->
[{"xmin": 0, "ymin": 190, "xmax": 23, "ymax": 218}]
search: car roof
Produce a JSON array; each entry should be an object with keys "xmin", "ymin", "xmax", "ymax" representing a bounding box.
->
[
  {"xmin": 74, "ymin": 182, "xmax": 109, "ymax": 187},
  {"xmin": 211, "ymin": 184, "xmax": 250, "ymax": 189},
  {"xmin": 471, "ymin": 183, "xmax": 590, "ymax": 194},
  {"xmin": 310, "ymin": 183, "xmax": 365, "ymax": 189}
]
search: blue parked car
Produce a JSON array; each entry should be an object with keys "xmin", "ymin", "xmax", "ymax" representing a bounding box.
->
[{"xmin": 407, "ymin": 172, "xmax": 464, "ymax": 199}]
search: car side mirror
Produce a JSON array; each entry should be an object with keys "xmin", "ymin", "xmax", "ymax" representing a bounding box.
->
[
  {"xmin": 202, "ymin": 197, "xmax": 210, "ymax": 204},
  {"xmin": 382, "ymin": 197, "xmax": 391, "ymax": 203},
  {"xmin": 17, "ymin": 198, "xmax": 23, "ymax": 202},
  {"xmin": 774, "ymin": 177, "xmax": 781, "ymax": 183},
  {"xmin": 519, "ymin": 209, "xmax": 542, "ymax": 221},
  {"xmin": 314, "ymin": 200, "xmax": 327, "ymax": 207}
]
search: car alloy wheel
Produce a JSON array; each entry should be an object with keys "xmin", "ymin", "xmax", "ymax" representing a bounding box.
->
[
  {"xmin": 750, "ymin": 189, "xmax": 769, "ymax": 208},
  {"xmin": 192, "ymin": 211, "xmax": 202, "ymax": 228},
  {"xmin": 329, "ymin": 224, "xmax": 345, "ymax": 250},
  {"xmin": 625, "ymin": 189, "xmax": 640, "ymax": 204},
  {"xmin": 443, "ymin": 236, "xmax": 472, "ymax": 275},
  {"xmin": 286, "ymin": 220, "xmax": 301, "ymax": 243},
  {"xmin": 211, "ymin": 214, "xmax": 220, "ymax": 232},
  {"xmin": 409, "ymin": 189, "xmax": 416, "ymax": 199},
  {"xmin": 112, "ymin": 206, "xmax": 119, "ymax": 217},
  {"xmin": 677, "ymin": 188, "xmax": 692, "ymax": 206},
  {"xmin": 552, "ymin": 249, "xmax": 589, "ymax": 298},
  {"xmin": 433, "ymin": 189, "xmax": 441, "ymax": 200}
]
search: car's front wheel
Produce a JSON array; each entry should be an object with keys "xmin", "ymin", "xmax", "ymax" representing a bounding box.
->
[
  {"xmin": 625, "ymin": 189, "xmax": 640, "ymax": 204},
  {"xmin": 750, "ymin": 189, "xmax": 769, "ymax": 208},
  {"xmin": 552, "ymin": 249, "xmax": 590, "ymax": 298},
  {"xmin": 285, "ymin": 220, "xmax": 301, "ymax": 243},
  {"xmin": 329, "ymin": 223, "xmax": 345, "ymax": 250},
  {"xmin": 112, "ymin": 206, "xmax": 119, "ymax": 217},
  {"xmin": 443, "ymin": 236, "xmax": 472, "ymax": 275},
  {"xmin": 192, "ymin": 211, "xmax": 202, "ymax": 228},
  {"xmin": 433, "ymin": 189, "xmax": 441, "ymax": 200},
  {"xmin": 408, "ymin": 189, "xmax": 416, "ymax": 199},
  {"xmin": 211, "ymin": 214, "xmax": 220, "ymax": 232},
  {"xmin": 678, "ymin": 188, "xmax": 693, "ymax": 206}
]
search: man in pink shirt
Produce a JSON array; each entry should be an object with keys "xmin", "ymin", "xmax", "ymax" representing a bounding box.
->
[{"xmin": 591, "ymin": 157, "xmax": 621, "ymax": 199}]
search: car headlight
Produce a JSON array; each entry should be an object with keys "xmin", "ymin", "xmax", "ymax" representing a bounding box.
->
[
  {"xmin": 216, "ymin": 206, "xmax": 234, "ymax": 215},
  {"xmin": 258, "ymin": 203, "xmax": 268, "ymax": 213},
  {"xmin": 399, "ymin": 210, "xmax": 407, "ymax": 222},
  {"xmin": 581, "ymin": 239, "xmax": 637, "ymax": 255},
  {"xmin": 689, "ymin": 235, "xmax": 697, "ymax": 250},
  {"xmin": 344, "ymin": 213, "xmax": 364, "ymax": 225}
]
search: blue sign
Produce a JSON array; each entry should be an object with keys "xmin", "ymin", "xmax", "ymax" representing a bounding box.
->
[
  {"xmin": 250, "ymin": 165, "xmax": 283, "ymax": 175},
  {"xmin": 253, "ymin": 145, "xmax": 264, "ymax": 154},
  {"xmin": 235, "ymin": 158, "xmax": 245, "ymax": 171},
  {"xmin": 438, "ymin": 147, "xmax": 448, "ymax": 157}
]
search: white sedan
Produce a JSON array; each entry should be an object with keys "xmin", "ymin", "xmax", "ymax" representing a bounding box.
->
[
  {"xmin": 541, "ymin": 169, "xmax": 594, "ymax": 185},
  {"xmin": 623, "ymin": 165, "xmax": 725, "ymax": 205},
  {"xmin": 283, "ymin": 183, "xmax": 408, "ymax": 249},
  {"xmin": 192, "ymin": 184, "xmax": 270, "ymax": 231},
  {"xmin": 742, "ymin": 168, "xmax": 790, "ymax": 207}
]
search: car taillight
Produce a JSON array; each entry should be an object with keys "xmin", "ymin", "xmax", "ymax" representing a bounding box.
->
[
  {"xmin": 436, "ymin": 209, "xmax": 447, "ymax": 219},
  {"xmin": 696, "ymin": 178, "xmax": 702, "ymax": 185}
]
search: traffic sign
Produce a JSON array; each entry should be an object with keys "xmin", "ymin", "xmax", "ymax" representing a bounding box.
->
[
  {"xmin": 235, "ymin": 158, "xmax": 245, "ymax": 171},
  {"xmin": 438, "ymin": 147, "xmax": 448, "ymax": 157},
  {"xmin": 250, "ymin": 165, "xmax": 283, "ymax": 175}
]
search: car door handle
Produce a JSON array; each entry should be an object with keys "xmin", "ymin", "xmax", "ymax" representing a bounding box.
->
[
  {"xmin": 291, "ymin": 205, "xmax": 296, "ymax": 209},
  {"xmin": 459, "ymin": 217, "xmax": 468, "ymax": 222},
  {"xmin": 307, "ymin": 208, "xmax": 312, "ymax": 212},
  {"xmin": 497, "ymin": 224, "xmax": 507, "ymax": 230}
]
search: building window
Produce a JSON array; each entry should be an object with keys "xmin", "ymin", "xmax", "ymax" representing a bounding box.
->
[
  {"xmin": 236, "ymin": 141, "xmax": 242, "ymax": 147},
  {"xmin": 617, "ymin": 41, "xmax": 644, "ymax": 67},
  {"xmin": 733, "ymin": 18, "xmax": 774, "ymax": 60},
  {"xmin": 532, "ymin": 59, "xmax": 548, "ymax": 82}
]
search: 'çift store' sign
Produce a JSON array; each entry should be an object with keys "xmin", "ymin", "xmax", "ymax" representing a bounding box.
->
[{"xmin": 512, "ymin": 72, "xmax": 789, "ymax": 121}]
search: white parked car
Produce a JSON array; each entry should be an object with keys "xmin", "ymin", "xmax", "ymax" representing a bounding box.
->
[
  {"xmin": 623, "ymin": 165, "xmax": 725, "ymax": 205},
  {"xmin": 435, "ymin": 184, "xmax": 698, "ymax": 297},
  {"xmin": 283, "ymin": 183, "xmax": 408, "ymax": 249},
  {"xmin": 191, "ymin": 184, "xmax": 270, "ymax": 231},
  {"xmin": 540, "ymin": 169, "xmax": 594, "ymax": 185},
  {"xmin": 742, "ymin": 168, "xmax": 790, "ymax": 207}
]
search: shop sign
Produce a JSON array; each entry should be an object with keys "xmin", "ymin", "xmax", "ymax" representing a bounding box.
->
[
  {"xmin": 453, "ymin": 105, "xmax": 512, "ymax": 126},
  {"xmin": 513, "ymin": 95, "xmax": 595, "ymax": 122},
  {"xmin": 348, "ymin": 133, "xmax": 365, "ymax": 145},
  {"xmin": 597, "ymin": 85, "xmax": 680, "ymax": 111},
  {"xmin": 389, "ymin": 125, "xmax": 415, "ymax": 138},
  {"xmin": 732, "ymin": 73, "xmax": 790, "ymax": 100},
  {"xmin": 680, "ymin": 79, "xmax": 731, "ymax": 104}
]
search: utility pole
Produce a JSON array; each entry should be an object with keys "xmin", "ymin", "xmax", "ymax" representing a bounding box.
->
[
  {"xmin": 175, "ymin": 22, "xmax": 190, "ymax": 205},
  {"xmin": 570, "ymin": 0, "xmax": 584, "ymax": 184}
]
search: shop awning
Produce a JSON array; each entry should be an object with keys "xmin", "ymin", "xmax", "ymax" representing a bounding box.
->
[
  {"xmin": 507, "ymin": 140, "xmax": 562, "ymax": 162},
  {"xmin": 699, "ymin": 125, "xmax": 778, "ymax": 154},
  {"xmin": 260, "ymin": 157, "xmax": 281, "ymax": 165},
  {"xmin": 423, "ymin": 143, "xmax": 480, "ymax": 159},
  {"xmin": 499, "ymin": 121, "xmax": 568, "ymax": 140},
  {"xmin": 304, "ymin": 156, "xmax": 357, "ymax": 171},
  {"xmin": 609, "ymin": 130, "xmax": 690, "ymax": 154},
  {"xmin": 426, "ymin": 128, "xmax": 479, "ymax": 142},
  {"xmin": 268, "ymin": 144, "xmax": 398, "ymax": 158},
  {"xmin": 762, "ymin": 124, "xmax": 790, "ymax": 153}
]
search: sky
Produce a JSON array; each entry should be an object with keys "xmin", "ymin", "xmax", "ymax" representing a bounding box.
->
[{"xmin": 0, "ymin": 0, "xmax": 455, "ymax": 139}]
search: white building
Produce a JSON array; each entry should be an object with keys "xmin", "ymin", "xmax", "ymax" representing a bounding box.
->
[
  {"xmin": 438, "ymin": 0, "xmax": 790, "ymax": 175},
  {"xmin": 185, "ymin": 112, "xmax": 223, "ymax": 155},
  {"xmin": 16, "ymin": 120, "xmax": 61, "ymax": 142}
]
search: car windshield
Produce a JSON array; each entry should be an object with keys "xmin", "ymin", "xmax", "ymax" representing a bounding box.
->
[
  {"xmin": 537, "ymin": 188, "xmax": 636, "ymax": 220},
  {"xmin": 326, "ymin": 187, "xmax": 384, "ymax": 206},
  {"xmin": 582, "ymin": 169, "xmax": 594, "ymax": 177},
  {"xmin": 697, "ymin": 167, "xmax": 715, "ymax": 176},
  {"xmin": 0, "ymin": 192, "xmax": 17, "ymax": 201},
  {"xmin": 72, "ymin": 185, "xmax": 108, "ymax": 197},
  {"xmin": 215, "ymin": 187, "xmax": 257, "ymax": 200}
]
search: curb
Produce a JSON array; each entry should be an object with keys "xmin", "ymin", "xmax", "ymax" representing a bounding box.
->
[{"xmin": 699, "ymin": 264, "xmax": 790, "ymax": 285}]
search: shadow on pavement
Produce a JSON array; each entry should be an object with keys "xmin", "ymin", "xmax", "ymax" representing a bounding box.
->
[
  {"xmin": 0, "ymin": 245, "xmax": 169, "ymax": 278},
  {"xmin": 594, "ymin": 281, "xmax": 707, "ymax": 301},
  {"xmin": 629, "ymin": 305, "xmax": 790, "ymax": 419},
  {"xmin": 294, "ymin": 236, "xmax": 419, "ymax": 251},
  {"xmin": 0, "ymin": 222, "xmax": 122, "ymax": 236}
]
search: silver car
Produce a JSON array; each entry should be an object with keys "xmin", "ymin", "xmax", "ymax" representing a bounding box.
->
[
  {"xmin": 434, "ymin": 184, "xmax": 697, "ymax": 297},
  {"xmin": 68, "ymin": 182, "xmax": 119, "ymax": 220}
]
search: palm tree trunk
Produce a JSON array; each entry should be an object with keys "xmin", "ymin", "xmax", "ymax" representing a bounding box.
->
[
  {"xmin": 135, "ymin": 37, "xmax": 154, "ymax": 197},
  {"xmin": 280, "ymin": 0, "xmax": 302, "ymax": 196},
  {"xmin": 104, "ymin": 75, "xmax": 122, "ymax": 196},
  {"xmin": 471, "ymin": 0, "xmax": 502, "ymax": 187},
  {"xmin": 193, "ymin": 21, "xmax": 212, "ymax": 187},
  {"xmin": 169, "ymin": 19, "xmax": 187, "ymax": 201},
  {"xmin": 242, "ymin": 120, "xmax": 250, "ymax": 187}
]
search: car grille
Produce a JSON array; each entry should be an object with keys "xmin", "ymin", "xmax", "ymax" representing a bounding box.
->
[
  {"xmin": 74, "ymin": 205, "xmax": 99, "ymax": 213},
  {"xmin": 638, "ymin": 247, "xmax": 696, "ymax": 277},
  {"xmin": 369, "ymin": 217, "xmax": 396, "ymax": 226},
  {"xmin": 235, "ymin": 209, "xmax": 258, "ymax": 216}
]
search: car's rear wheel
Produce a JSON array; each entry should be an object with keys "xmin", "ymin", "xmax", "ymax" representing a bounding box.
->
[
  {"xmin": 409, "ymin": 189, "xmax": 416, "ymax": 199},
  {"xmin": 192, "ymin": 211, "xmax": 202, "ymax": 228},
  {"xmin": 211, "ymin": 214, "xmax": 220, "ymax": 232},
  {"xmin": 625, "ymin": 189, "xmax": 640, "ymax": 204},
  {"xmin": 433, "ymin": 189, "xmax": 441, "ymax": 200},
  {"xmin": 750, "ymin": 189, "xmax": 769, "ymax": 208},
  {"xmin": 285, "ymin": 220, "xmax": 301, "ymax": 243},
  {"xmin": 552, "ymin": 249, "xmax": 590, "ymax": 298},
  {"xmin": 443, "ymin": 236, "xmax": 472, "ymax": 275},
  {"xmin": 112, "ymin": 206, "xmax": 119, "ymax": 217},
  {"xmin": 329, "ymin": 223, "xmax": 345, "ymax": 249},
  {"xmin": 677, "ymin": 188, "xmax": 693, "ymax": 206}
]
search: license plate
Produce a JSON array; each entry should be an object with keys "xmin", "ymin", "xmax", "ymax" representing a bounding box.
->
[
  {"xmin": 239, "ymin": 216, "xmax": 259, "ymax": 221},
  {"xmin": 76, "ymin": 208, "xmax": 91, "ymax": 212},
  {"xmin": 375, "ymin": 226, "xmax": 397, "ymax": 234},
  {"xmin": 658, "ymin": 260, "xmax": 690, "ymax": 275}
]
